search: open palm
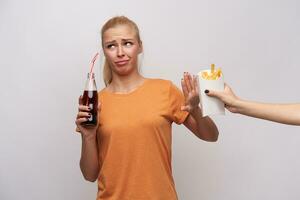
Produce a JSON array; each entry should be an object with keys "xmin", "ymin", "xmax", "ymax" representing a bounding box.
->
[{"xmin": 181, "ymin": 72, "xmax": 200, "ymax": 112}]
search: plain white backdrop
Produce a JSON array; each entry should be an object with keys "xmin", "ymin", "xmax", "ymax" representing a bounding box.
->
[{"xmin": 0, "ymin": 0, "xmax": 299, "ymax": 199}]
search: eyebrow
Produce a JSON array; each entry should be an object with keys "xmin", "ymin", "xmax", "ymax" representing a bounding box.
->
[{"xmin": 104, "ymin": 38, "xmax": 135, "ymax": 45}]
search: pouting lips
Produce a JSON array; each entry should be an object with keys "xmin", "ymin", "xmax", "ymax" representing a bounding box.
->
[{"xmin": 115, "ymin": 60, "xmax": 129, "ymax": 66}]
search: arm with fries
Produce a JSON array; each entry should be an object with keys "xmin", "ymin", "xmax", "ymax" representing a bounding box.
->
[
  {"xmin": 181, "ymin": 72, "xmax": 219, "ymax": 141},
  {"xmin": 206, "ymin": 84, "xmax": 300, "ymax": 126}
]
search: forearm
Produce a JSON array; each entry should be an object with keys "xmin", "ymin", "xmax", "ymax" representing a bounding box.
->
[
  {"xmin": 80, "ymin": 134, "xmax": 100, "ymax": 182},
  {"xmin": 236, "ymin": 100, "xmax": 300, "ymax": 125},
  {"xmin": 189, "ymin": 107, "xmax": 219, "ymax": 141}
]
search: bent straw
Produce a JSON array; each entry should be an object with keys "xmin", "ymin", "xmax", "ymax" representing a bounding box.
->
[{"xmin": 89, "ymin": 52, "xmax": 100, "ymax": 76}]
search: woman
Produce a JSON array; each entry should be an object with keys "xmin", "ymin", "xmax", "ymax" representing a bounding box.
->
[
  {"xmin": 75, "ymin": 16, "xmax": 219, "ymax": 200},
  {"xmin": 206, "ymin": 84, "xmax": 300, "ymax": 125}
]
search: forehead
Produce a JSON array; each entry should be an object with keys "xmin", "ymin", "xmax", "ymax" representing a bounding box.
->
[{"xmin": 103, "ymin": 24, "xmax": 136, "ymax": 42}]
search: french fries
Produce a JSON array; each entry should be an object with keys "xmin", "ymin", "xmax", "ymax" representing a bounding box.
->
[{"xmin": 201, "ymin": 64, "xmax": 222, "ymax": 80}]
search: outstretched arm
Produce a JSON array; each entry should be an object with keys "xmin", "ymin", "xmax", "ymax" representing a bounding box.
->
[{"xmin": 207, "ymin": 84, "xmax": 300, "ymax": 125}]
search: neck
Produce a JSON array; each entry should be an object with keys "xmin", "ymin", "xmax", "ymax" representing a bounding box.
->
[{"xmin": 108, "ymin": 72, "xmax": 145, "ymax": 93}]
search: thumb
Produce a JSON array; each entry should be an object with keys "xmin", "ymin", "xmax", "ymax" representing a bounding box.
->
[
  {"xmin": 181, "ymin": 105, "xmax": 191, "ymax": 112},
  {"xmin": 205, "ymin": 89, "xmax": 223, "ymax": 100}
]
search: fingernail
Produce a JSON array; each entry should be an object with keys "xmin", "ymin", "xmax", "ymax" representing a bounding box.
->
[{"xmin": 205, "ymin": 90, "xmax": 209, "ymax": 94}]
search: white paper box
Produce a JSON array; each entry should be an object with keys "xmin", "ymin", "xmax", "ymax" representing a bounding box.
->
[{"xmin": 198, "ymin": 70, "xmax": 225, "ymax": 117}]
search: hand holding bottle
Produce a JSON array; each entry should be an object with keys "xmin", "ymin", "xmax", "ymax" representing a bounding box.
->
[{"xmin": 75, "ymin": 95, "xmax": 100, "ymax": 138}]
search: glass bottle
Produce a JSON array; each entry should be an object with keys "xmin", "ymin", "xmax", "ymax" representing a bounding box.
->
[{"xmin": 82, "ymin": 72, "xmax": 98, "ymax": 126}]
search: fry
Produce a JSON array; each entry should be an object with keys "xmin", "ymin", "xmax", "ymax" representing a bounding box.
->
[
  {"xmin": 211, "ymin": 64, "xmax": 215, "ymax": 74},
  {"xmin": 201, "ymin": 64, "xmax": 222, "ymax": 80}
]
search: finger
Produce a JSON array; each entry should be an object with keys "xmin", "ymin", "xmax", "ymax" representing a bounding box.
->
[
  {"xmin": 181, "ymin": 105, "xmax": 190, "ymax": 112},
  {"xmin": 184, "ymin": 72, "xmax": 192, "ymax": 92},
  {"xmin": 181, "ymin": 78, "xmax": 188, "ymax": 98},
  {"xmin": 75, "ymin": 126, "xmax": 81, "ymax": 133},
  {"xmin": 78, "ymin": 95, "xmax": 83, "ymax": 105},
  {"xmin": 205, "ymin": 89, "xmax": 223, "ymax": 100},
  {"xmin": 75, "ymin": 117, "xmax": 88, "ymax": 125},
  {"xmin": 180, "ymin": 106, "xmax": 191, "ymax": 112},
  {"xmin": 188, "ymin": 73, "xmax": 195, "ymax": 91},
  {"xmin": 78, "ymin": 105, "xmax": 90, "ymax": 112},
  {"xmin": 193, "ymin": 75, "xmax": 199, "ymax": 94},
  {"xmin": 97, "ymin": 102, "xmax": 101, "ymax": 111},
  {"xmin": 77, "ymin": 111, "xmax": 91, "ymax": 119},
  {"xmin": 224, "ymin": 104, "xmax": 233, "ymax": 112}
]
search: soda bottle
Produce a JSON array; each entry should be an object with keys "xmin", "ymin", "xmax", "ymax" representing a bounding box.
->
[{"xmin": 82, "ymin": 72, "xmax": 98, "ymax": 126}]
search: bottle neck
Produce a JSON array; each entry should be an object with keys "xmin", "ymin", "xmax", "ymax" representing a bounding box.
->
[
  {"xmin": 87, "ymin": 72, "xmax": 95, "ymax": 79},
  {"xmin": 85, "ymin": 73, "xmax": 97, "ymax": 91}
]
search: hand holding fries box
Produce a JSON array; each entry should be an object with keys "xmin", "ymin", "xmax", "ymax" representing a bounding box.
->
[{"xmin": 198, "ymin": 64, "xmax": 225, "ymax": 117}]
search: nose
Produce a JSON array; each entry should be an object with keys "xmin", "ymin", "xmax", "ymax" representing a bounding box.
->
[{"xmin": 117, "ymin": 46, "xmax": 125, "ymax": 57}]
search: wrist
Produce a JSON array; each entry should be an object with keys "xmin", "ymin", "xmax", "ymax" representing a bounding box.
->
[
  {"xmin": 81, "ymin": 132, "xmax": 97, "ymax": 142},
  {"xmin": 234, "ymin": 98, "xmax": 245, "ymax": 114}
]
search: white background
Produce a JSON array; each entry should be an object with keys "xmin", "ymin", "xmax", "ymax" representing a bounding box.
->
[{"xmin": 0, "ymin": 0, "xmax": 299, "ymax": 199}]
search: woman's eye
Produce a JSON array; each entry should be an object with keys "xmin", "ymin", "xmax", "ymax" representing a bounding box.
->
[
  {"xmin": 124, "ymin": 42, "xmax": 133, "ymax": 47},
  {"xmin": 107, "ymin": 44, "xmax": 115, "ymax": 49}
]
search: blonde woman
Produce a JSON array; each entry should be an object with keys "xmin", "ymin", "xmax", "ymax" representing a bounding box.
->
[{"xmin": 75, "ymin": 16, "xmax": 219, "ymax": 200}]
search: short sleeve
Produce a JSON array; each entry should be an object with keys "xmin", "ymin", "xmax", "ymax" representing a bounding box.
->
[{"xmin": 168, "ymin": 81, "xmax": 189, "ymax": 124}]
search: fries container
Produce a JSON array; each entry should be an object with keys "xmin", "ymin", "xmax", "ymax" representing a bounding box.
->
[{"xmin": 198, "ymin": 69, "xmax": 225, "ymax": 117}]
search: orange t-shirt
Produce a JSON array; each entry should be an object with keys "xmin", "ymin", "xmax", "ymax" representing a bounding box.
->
[{"xmin": 96, "ymin": 78, "xmax": 189, "ymax": 200}]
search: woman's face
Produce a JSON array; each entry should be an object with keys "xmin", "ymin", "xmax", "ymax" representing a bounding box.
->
[{"xmin": 102, "ymin": 24, "xmax": 142, "ymax": 77}]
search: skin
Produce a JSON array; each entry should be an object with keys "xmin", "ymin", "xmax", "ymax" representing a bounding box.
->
[
  {"xmin": 75, "ymin": 24, "xmax": 219, "ymax": 182},
  {"xmin": 207, "ymin": 84, "xmax": 300, "ymax": 125}
]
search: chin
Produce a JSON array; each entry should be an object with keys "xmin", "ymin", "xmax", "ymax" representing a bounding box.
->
[{"xmin": 114, "ymin": 67, "xmax": 134, "ymax": 76}]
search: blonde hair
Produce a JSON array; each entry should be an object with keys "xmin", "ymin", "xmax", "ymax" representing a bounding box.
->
[{"xmin": 101, "ymin": 16, "xmax": 142, "ymax": 86}]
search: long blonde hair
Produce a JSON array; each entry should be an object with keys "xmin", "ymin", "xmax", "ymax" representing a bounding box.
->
[{"xmin": 101, "ymin": 16, "xmax": 142, "ymax": 86}]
